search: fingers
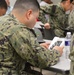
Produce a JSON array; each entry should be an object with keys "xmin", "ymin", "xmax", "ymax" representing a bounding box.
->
[
  {"xmin": 60, "ymin": 46, "xmax": 64, "ymax": 49},
  {"xmin": 44, "ymin": 23, "xmax": 50, "ymax": 29},
  {"xmin": 53, "ymin": 46, "xmax": 64, "ymax": 56},
  {"xmin": 46, "ymin": 42, "xmax": 50, "ymax": 45},
  {"xmin": 40, "ymin": 42, "xmax": 50, "ymax": 49}
]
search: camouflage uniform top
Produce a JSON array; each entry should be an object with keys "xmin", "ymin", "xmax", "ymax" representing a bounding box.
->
[
  {"xmin": 69, "ymin": 34, "xmax": 74, "ymax": 75},
  {"xmin": 67, "ymin": 9, "xmax": 74, "ymax": 31},
  {"xmin": 0, "ymin": 14, "xmax": 60, "ymax": 75},
  {"xmin": 69, "ymin": 10, "xmax": 74, "ymax": 75},
  {"xmin": 38, "ymin": 3, "xmax": 69, "ymax": 37}
]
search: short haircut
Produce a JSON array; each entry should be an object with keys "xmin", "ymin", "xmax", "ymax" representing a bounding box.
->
[
  {"xmin": 61, "ymin": 0, "xmax": 73, "ymax": 3},
  {"xmin": 0, "ymin": 0, "xmax": 7, "ymax": 10},
  {"xmin": 13, "ymin": 0, "xmax": 40, "ymax": 12},
  {"xmin": 72, "ymin": 0, "xmax": 74, "ymax": 4}
]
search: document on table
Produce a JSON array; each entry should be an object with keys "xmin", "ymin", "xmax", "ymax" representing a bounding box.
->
[
  {"xmin": 44, "ymin": 38, "xmax": 71, "ymax": 71},
  {"xmin": 48, "ymin": 37, "xmax": 65, "ymax": 50}
]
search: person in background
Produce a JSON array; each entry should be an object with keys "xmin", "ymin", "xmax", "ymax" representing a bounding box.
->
[
  {"xmin": 5, "ymin": 0, "xmax": 13, "ymax": 14},
  {"xmin": 40, "ymin": 0, "xmax": 53, "ymax": 6},
  {"xmin": 69, "ymin": 9, "xmax": 74, "ymax": 74},
  {"xmin": 38, "ymin": 0, "xmax": 73, "ymax": 37},
  {"xmin": 67, "ymin": 0, "xmax": 74, "ymax": 32},
  {"xmin": 0, "ymin": 0, "xmax": 7, "ymax": 16},
  {"xmin": 67, "ymin": 1, "xmax": 74, "ymax": 75},
  {"xmin": 0, "ymin": 0, "xmax": 63, "ymax": 75}
]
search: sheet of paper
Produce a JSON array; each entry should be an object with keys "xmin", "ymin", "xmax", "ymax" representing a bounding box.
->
[{"xmin": 48, "ymin": 37, "xmax": 65, "ymax": 50}]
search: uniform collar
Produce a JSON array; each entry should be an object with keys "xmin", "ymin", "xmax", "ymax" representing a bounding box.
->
[
  {"xmin": 9, "ymin": 13, "xmax": 31, "ymax": 30},
  {"xmin": 57, "ymin": 3, "xmax": 65, "ymax": 13}
]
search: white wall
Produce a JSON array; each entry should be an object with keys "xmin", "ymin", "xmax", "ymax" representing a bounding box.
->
[
  {"xmin": 10, "ymin": 0, "xmax": 61, "ymax": 6},
  {"xmin": 10, "ymin": 0, "xmax": 16, "ymax": 6},
  {"xmin": 37, "ymin": 0, "xmax": 61, "ymax": 4},
  {"xmin": 51, "ymin": 0, "xmax": 61, "ymax": 4}
]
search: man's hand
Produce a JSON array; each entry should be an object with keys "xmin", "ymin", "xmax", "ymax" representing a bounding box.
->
[
  {"xmin": 44, "ymin": 23, "xmax": 50, "ymax": 29},
  {"xmin": 40, "ymin": 42, "xmax": 50, "ymax": 49},
  {"xmin": 53, "ymin": 46, "xmax": 64, "ymax": 56}
]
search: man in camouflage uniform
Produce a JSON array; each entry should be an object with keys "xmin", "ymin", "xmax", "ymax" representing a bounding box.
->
[
  {"xmin": 67, "ymin": 1, "xmax": 74, "ymax": 32},
  {"xmin": 38, "ymin": 0, "xmax": 73, "ymax": 37},
  {"xmin": 0, "ymin": 0, "xmax": 63, "ymax": 75},
  {"xmin": 69, "ymin": 2, "xmax": 74, "ymax": 75}
]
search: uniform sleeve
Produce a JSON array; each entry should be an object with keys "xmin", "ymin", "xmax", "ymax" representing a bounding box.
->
[
  {"xmin": 38, "ymin": 5, "xmax": 53, "ymax": 24},
  {"xmin": 38, "ymin": 7, "xmax": 47, "ymax": 24},
  {"xmin": 9, "ymin": 27, "xmax": 60, "ymax": 68},
  {"xmin": 67, "ymin": 10, "xmax": 74, "ymax": 61},
  {"xmin": 52, "ymin": 8, "xmax": 69, "ymax": 37},
  {"xmin": 69, "ymin": 34, "xmax": 74, "ymax": 75}
]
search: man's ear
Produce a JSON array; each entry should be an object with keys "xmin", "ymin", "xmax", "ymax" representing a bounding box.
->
[{"xmin": 25, "ymin": 9, "xmax": 32, "ymax": 20}]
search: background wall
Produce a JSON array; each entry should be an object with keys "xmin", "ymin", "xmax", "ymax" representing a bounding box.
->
[
  {"xmin": 51, "ymin": 0, "xmax": 61, "ymax": 4},
  {"xmin": 10, "ymin": 0, "xmax": 16, "ymax": 6},
  {"xmin": 10, "ymin": 0, "xmax": 61, "ymax": 6},
  {"xmin": 37, "ymin": 0, "xmax": 61, "ymax": 4}
]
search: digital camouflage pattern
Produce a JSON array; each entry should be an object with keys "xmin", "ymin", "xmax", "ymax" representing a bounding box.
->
[
  {"xmin": 0, "ymin": 14, "xmax": 60, "ymax": 75},
  {"xmin": 67, "ymin": 9, "xmax": 74, "ymax": 30},
  {"xmin": 69, "ymin": 10, "xmax": 74, "ymax": 75},
  {"xmin": 38, "ymin": 3, "xmax": 69, "ymax": 37},
  {"xmin": 69, "ymin": 34, "xmax": 74, "ymax": 75}
]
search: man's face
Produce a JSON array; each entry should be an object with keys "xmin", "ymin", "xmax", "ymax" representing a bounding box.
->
[
  {"xmin": 47, "ymin": 0, "xmax": 53, "ymax": 4},
  {"xmin": 25, "ymin": 10, "xmax": 39, "ymax": 28},
  {"xmin": 65, "ymin": 1, "xmax": 73, "ymax": 11},
  {"xmin": 0, "ymin": 8, "xmax": 6, "ymax": 16}
]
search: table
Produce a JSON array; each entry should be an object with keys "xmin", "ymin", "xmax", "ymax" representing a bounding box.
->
[
  {"xmin": 44, "ymin": 39, "xmax": 71, "ymax": 75},
  {"xmin": 44, "ymin": 57, "xmax": 70, "ymax": 75}
]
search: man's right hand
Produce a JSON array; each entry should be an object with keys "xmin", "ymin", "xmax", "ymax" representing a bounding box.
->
[
  {"xmin": 53, "ymin": 46, "xmax": 64, "ymax": 56},
  {"xmin": 44, "ymin": 23, "xmax": 50, "ymax": 29}
]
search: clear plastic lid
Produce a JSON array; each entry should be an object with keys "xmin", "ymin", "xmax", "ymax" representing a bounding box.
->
[{"xmin": 66, "ymin": 32, "xmax": 71, "ymax": 39}]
